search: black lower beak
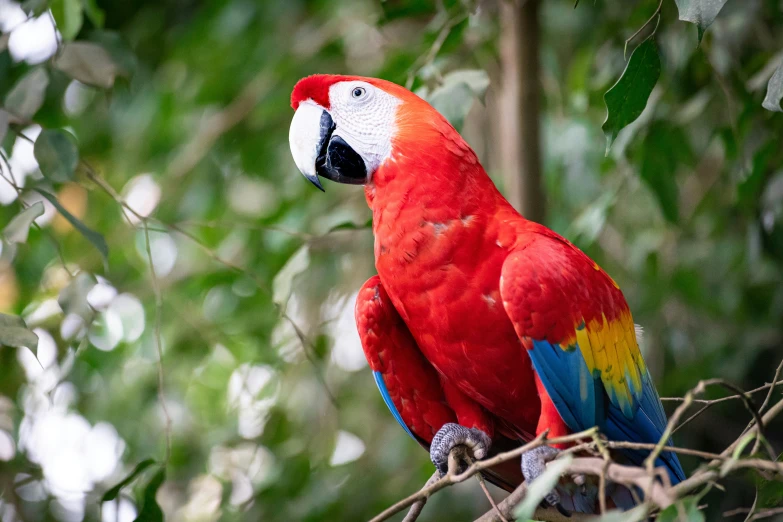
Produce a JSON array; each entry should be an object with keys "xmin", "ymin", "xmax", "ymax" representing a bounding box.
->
[{"xmin": 310, "ymin": 111, "xmax": 367, "ymax": 191}]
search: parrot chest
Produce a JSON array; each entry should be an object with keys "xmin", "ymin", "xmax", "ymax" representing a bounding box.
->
[{"xmin": 372, "ymin": 211, "xmax": 540, "ymax": 433}]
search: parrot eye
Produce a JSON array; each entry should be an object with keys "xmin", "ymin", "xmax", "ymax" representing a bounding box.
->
[{"xmin": 351, "ymin": 87, "xmax": 367, "ymax": 99}]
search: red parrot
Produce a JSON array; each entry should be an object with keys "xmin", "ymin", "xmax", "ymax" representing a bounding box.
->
[{"xmin": 288, "ymin": 74, "xmax": 685, "ymax": 513}]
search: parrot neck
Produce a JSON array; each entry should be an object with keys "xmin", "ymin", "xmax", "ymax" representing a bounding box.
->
[{"xmin": 366, "ymin": 139, "xmax": 512, "ymax": 222}]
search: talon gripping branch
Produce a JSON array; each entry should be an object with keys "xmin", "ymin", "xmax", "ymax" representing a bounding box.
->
[{"xmin": 289, "ymin": 74, "xmax": 685, "ymax": 514}]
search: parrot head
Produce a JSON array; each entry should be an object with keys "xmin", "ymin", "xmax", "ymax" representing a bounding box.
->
[{"xmin": 288, "ymin": 74, "xmax": 441, "ymax": 191}]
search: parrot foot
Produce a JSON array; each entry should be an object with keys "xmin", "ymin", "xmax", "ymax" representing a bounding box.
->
[
  {"xmin": 521, "ymin": 446, "xmax": 570, "ymax": 515},
  {"xmin": 430, "ymin": 423, "xmax": 491, "ymax": 476}
]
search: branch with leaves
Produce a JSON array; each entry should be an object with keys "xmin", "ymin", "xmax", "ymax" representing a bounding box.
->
[{"xmin": 368, "ymin": 370, "xmax": 783, "ymax": 522}]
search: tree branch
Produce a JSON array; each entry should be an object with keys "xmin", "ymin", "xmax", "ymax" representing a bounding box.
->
[{"xmin": 369, "ymin": 367, "xmax": 783, "ymax": 522}]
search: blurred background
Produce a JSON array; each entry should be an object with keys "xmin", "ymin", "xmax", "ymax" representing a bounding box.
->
[{"xmin": 0, "ymin": 0, "xmax": 782, "ymax": 521}]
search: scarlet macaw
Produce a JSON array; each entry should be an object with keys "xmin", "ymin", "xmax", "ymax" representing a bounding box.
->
[{"xmin": 288, "ymin": 75, "xmax": 685, "ymax": 513}]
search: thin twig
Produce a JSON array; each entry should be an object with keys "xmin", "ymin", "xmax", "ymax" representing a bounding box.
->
[
  {"xmin": 405, "ymin": 12, "xmax": 469, "ymax": 89},
  {"xmin": 173, "ymin": 219, "xmax": 313, "ymax": 241},
  {"xmin": 592, "ymin": 432, "xmax": 611, "ymax": 515},
  {"xmin": 758, "ymin": 360, "xmax": 783, "ymax": 415},
  {"xmin": 664, "ymin": 375, "xmax": 783, "ymax": 434},
  {"xmin": 749, "ymin": 507, "xmax": 783, "ymax": 521},
  {"xmin": 623, "ymin": 0, "xmax": 663, "ymax": 58},
  {"xmin": 401, "ymin": 472, "xmax": 439, "ymax": 522},
  {"xmin": 752, "ymin": 358, "xmax": 783, "ymax": 455},
  {"xmin": 143, "ymin": 220, "xmax": 172, "ymax": 463},
  {"xmin": 645, "ymin": 383, "xmax": 699, "ymax": 479},
  {"xmin": 673, "ymin": 396, "xmax": 783, "ymax": 498},
  {"xmin": 697, "ymin": 378, "xmax": 777, "ymax": 461},
  {"xmin": 672, "ymin": 403, "xmax": 711, "ymax": 434},
  {"xmin": 660, "ymin": 378, "xmax": 783, "ymax": 404},
  {"xmin": 475, "ymin": 474, "xmax": 508, "ymax": 522},
  {"xmin": 466, "ymin": 450, "xmax": 510, "ymax": 522}
]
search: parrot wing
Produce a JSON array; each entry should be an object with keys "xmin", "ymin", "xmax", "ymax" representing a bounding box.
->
[
  {"xmin": 499, "ymin": 228, "xmax": 685, "ymax": 483},
  {"xmin": 355, "ymin": 276, "xmax": 524, "ymax": 492},
  {"xmin": 355, "ymin": 276, "xmax": 456, "ymax": 447}
]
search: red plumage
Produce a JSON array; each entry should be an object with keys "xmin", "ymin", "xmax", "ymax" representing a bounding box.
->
[{"xmin": 291, "ymin": 74, "xmax": 353, "ymax": 110}]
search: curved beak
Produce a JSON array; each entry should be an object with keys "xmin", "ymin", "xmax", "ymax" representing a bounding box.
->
[{"xmin": 289, "ymin": 103, "xmax": 367, "ymax": 191}]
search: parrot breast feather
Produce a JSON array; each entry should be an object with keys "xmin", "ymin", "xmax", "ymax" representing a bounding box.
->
[{"xmin": 499, "ymin": 231, "xmax": 685, "ymax": 483}]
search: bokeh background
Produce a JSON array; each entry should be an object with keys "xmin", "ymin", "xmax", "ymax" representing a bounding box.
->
[{"xmin": 0, "ymin": 0, "xmax": 782, "ymax": 521}]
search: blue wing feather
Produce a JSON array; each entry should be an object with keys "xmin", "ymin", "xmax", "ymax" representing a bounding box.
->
[
  {"xmin": 529, "ymin": 339, "xmax": 685, "ymax": 484},
  {"xmin": 372, "ymin": 370, "xmax": 416, "ymax": 441}
]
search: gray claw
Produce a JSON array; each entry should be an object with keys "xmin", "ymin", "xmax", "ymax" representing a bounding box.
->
[
  {"xmin": 521, "ymin": 446, "xmax": 567, "ymax": 511},
  {"xmin": 430, "ymin": 423, "xmax": 492, "ymax": 475}
]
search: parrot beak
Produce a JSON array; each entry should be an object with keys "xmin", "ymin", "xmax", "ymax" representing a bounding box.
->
[{"xmin": 289, "ymin": 103, "xmax": 367, "ymax": 191}]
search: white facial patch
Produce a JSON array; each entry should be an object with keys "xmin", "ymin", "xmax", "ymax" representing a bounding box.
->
[{"xmin": 328, "ymin": 81, "xmax": 401, "ymax": 179}]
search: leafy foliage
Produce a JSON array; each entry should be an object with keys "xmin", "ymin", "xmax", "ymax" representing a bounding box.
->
[
  {"xmin": 424, "ymin": 69, "xmax": 490, "ymax": 131},
  {"xmin": 0, "ymin": 313, "xmax": 38, "ymax": 349},
  {"xmin": 132, "ymin": 467, "xmax": 166, "ymax": 522},
  {"xmin": 602, "ymin": 36, "xmax": 660, "ymax": 154},
  {"xmin": 101, "ymin": 459, "xmax": 157, "ymax": 502},
  {"xmin": 762, "ymin": 63, "xmax": 783, "ymax": 113},
  {"xmin": 4, "ymin": 68, "xmax": 48, "ymax": 119},
  {"xmin": 657, "ymin": 496, "xmax": 705, "ymax": 522},
  {"xmin": 49, "ymin": 0, "xmax": 85, "ymax": 41},
  {"xmin": 674, "ymin": 0, "xmax": 728, "ymax": 43},
  {"xmin": 4, "ymin": 201, "xmax": 43, "ymax": 243},
  {"xmin": 34, "ymin": 129, "xmax": 79, "ymax": 182},
  {"xmin": 34, "ymin": 188, "xmax": 109, "ymax": 263},
  {"xmin": 53, "ymin": 42, "xmax": 122, "ymax": 88}
]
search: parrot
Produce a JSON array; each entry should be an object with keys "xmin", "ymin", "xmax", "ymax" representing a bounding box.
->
[{"xmin": 288, "ymin": 74, "xmax": 685, "ymax": 513}]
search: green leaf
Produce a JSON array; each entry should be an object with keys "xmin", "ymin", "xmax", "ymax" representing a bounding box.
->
[
  {"xmin": 34, "ymin": 129, "xmax": 80, "ymax": 183},
  {"xmin": 674, "ymin": 0, "xmax": 728, "ymax": 43},
  {"xmin": 20, "ymin": 0, "xmax": 49, "ymax": 16},
  {"xmin": 657, "ymin": 495, "xmax": 705, "ymax": 522},
  {"xmin": 50, "ymin": 0, "xmax": 84, "ymax": 41},
  {"xmin": 755, "ymin": 453, "xmax": 783, "ymax": 510},
  {"xmin": 272, "ymin": 245, "xmax": 310, "ymax": 307},
  {"xmin": 58, "ymin": 271, "xmax": 97, "ymax": 321},
  {"xmin": 602, "ymin": 37, "xmax": 661, "ymax": 154},
  {"xmin": 721, "ymin": 431, "xmax": 765, "ymax": 477},
  {"xmin": 427, "ymin": 69, "xmax": 490, "ymax": 132},
  {"xmin": 54, "ymin": 42, "xmax": 120, "ymax": 89},
  {"xmin": 101, "ymin": 459, "xmax": 156, "ymax": 502},
  {"xmin": 442, "ymin": 69, "xmax": 490, "ymax": 102},
  {"xmin": 732, "ymin": 432, "xmax": 760, "ymax": 460},
  {"xmin": 4, "ymin": 202, "xmax": 44, "ymax": 244},
  {"xmin": 589, "ymin": 505, "xmax": 649, "ymax": 522},
  {"xmin": 638, "ymin": 122, "xmax": 692, "ymax": 223},
  {"xmin": 0, "ymin": 313, "xmax": 38, "ymax": 349},
  {"xmin": 81, "ymin": 0, "xmax": 105, "ymax": 27},
  {"xmin": 762, "ymin": 62, "xmax": 783, "ymax": 113},
  {"xmin": 4, "ymin": 68, "xmax": 49, "ymax": 120},
  {"xmin": 0, "ymin": 240, "xmax": 18, "ymax": 264},
  {"xmin": 512, "ymin": 454, "xmax": 572, "ymax": 520},
  {"xmin": 133, "ymin": 467, "xmax": 165, "ymax": 522},
  {"xmin": 34, "ymin": 189, "xmax": 109, "ymax": 264}
]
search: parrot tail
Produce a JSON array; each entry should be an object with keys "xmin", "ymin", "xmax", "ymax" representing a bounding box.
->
[{"xmin": 557, "ymin": 480, "xmax": 636, "ymax": 514}]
